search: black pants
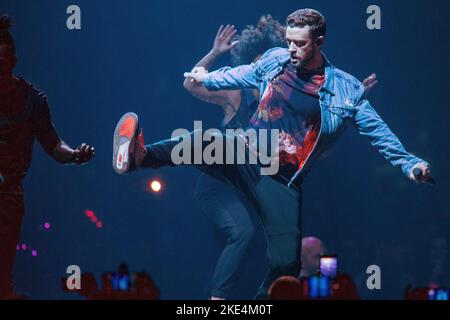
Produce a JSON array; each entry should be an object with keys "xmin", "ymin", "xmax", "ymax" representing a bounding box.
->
[
  {"xmin": 0, "ymin": 194, "xmax": 24, "ymax": 298},
  {"xmin": 195, "ymin": 173, "xmax": 255, "ymax": 299},
  {"xmin": 142, "ymin": 130, "xmax": 302, "ymax": 299}
]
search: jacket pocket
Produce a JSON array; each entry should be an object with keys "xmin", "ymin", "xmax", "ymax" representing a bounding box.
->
[{"xmin": 329, "ymin": 105, "xmax": 356, "ymax": 119}]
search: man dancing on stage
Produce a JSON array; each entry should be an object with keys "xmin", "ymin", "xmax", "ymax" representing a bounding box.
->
[
  {"xmin": 182, "ymin": 17, "xmax": 376, "ymax": 300},
  {"xmin": 113, "ymin": 9, "xmax": 430, "ymax": 298},
  {"xmin": 0, "ymin": 16, "xmax": 95, "ymax": 299}
]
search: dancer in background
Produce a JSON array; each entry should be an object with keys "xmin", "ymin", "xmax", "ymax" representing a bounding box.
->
[{"xmin": 0, "ymin": 16, "xmax": 95, "ymax": 299}]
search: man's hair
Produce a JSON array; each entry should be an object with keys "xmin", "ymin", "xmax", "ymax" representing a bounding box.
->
[
  {"xmin": 286, "ymin": 9, "xmax": 326, "ymax": 39},
  {"xmin": 0, "ymin": 15, "xmax": 15, "ymax": 52},
  {"xmin": 230, "ymin": 15, "xmax": 285, "ymax": 67}
]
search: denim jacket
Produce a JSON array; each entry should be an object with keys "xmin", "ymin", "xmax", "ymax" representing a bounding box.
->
[{"xmin": 203, "ymin": 47, "xmax": 428, "ymax": 186}]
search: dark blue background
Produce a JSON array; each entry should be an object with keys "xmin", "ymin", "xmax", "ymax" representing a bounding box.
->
[{"xmin": 1, "ymin": 0, "xmax": 448, "ymax": 299}]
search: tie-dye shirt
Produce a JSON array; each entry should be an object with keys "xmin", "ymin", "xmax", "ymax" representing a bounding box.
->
[{"xmin": 250, "ymin": 63, "xmax": 326, "ymax": 181}]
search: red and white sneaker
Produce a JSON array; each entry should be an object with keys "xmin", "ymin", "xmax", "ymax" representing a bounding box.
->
[{"xmin": 112, "ymin": 112, "xmax": 147, "ymax": 174}]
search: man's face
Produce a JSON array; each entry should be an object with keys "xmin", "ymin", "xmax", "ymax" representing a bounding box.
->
[
  {"xmin": 285, "ymin": 26, "xmax": 321, "ymax": 69},
  {"xmin": 0, "ymin": 44, "xmax": 16, "ymax": 79}
]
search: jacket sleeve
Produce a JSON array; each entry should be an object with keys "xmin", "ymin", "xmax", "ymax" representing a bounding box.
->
[
  {"xmin": 202, "ymin": 47, "xmax": 287, "ymax": 91},
  {"xmin": 202, "ymin": 64, "xmax": 259, "ymax": 91},
  {"xmin": 352, "ymin": 85, "xmax": 429, "ymax": 177}
]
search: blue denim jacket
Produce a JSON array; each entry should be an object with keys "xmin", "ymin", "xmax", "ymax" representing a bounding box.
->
[{"xmin": 203, "ymin": 47, "xmax": 428, "ymax": 186}]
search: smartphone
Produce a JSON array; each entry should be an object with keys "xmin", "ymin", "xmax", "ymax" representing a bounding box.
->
[
  {"xmin": 320, "ymin": 254, "xmax": 338, "ymax": 278},
  {"xmin": 432, "ymin": 289, "xmax": 449, "ymax": 301},
  {"xmin": 318, "ymin": 276, "xmax": 330, "ymax": 298},
  {"xmin": 309, "ymin": 276, "xmax": 319, "ymax": 299},
  {"xmin": 118, "ymin": 274, "xmax": 130, "ymax": 291}
]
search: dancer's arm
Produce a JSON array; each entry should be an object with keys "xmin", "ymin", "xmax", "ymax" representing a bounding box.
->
[
  {"xmin": 183, "ymin": 24, "xmax": 240, "ymax": 107},
  {"xmin": 33, "ymin": 95, "xmax": 95, "ymax": 165}
]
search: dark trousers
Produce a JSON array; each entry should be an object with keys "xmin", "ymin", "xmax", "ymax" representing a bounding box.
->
[
  {"xmin": 142, "ymin": 130, "xmax": 302, "ymax": 299},
  {"xmin": 195, "ymin": 173, "xmax": 255, "ymax": 299},
  {"xmin": 0, "ymin": 194, "xmax": 24, "ymax": 298}
]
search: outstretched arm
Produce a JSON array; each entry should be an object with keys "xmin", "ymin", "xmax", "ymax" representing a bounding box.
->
[
  {"xmin": 184, "ymin": 63, "xmax": 259, "ymax": 91},
  {"xmin": 353, "ymin": 92, "xmax": 431, "ymax": 183},
  {"xmin": 184, "ymin": 46, "xmax": 287, "ymax": 91},
  {"xmin": 33, "ymin": 96, "xmax": 95, "ymax": 165}
]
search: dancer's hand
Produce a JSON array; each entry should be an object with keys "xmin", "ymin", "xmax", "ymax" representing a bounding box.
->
[
  {"xmin": 211, "ymin": 24, "xmax": 238, "ymax": 56},
  {"xmin": 362, "ymin": 73, "xmax": 378, "ymax": 95},
  {"xmin": 184, "ymin": 67, "xmax": 207, "ymax": 84},
  {"xmin": 73, "ymin": 143, "xmax": 95, "ymax": 165},
  {"xmin": 409, "ymin": 162, "xmax": 431, "ymax": 183}
]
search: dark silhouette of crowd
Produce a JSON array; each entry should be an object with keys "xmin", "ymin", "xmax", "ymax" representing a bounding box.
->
[{"xmin": 62, "ymin": 263, "xmax": 159, "ymax": 300}]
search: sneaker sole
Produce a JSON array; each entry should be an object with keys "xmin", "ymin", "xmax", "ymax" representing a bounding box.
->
[{"xmin": 113, "ymin": 112, "xmax": 139, "ymax": 174}]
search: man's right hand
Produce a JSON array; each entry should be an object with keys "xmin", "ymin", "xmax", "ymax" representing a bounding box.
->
[
  {"xmin": 184, "ymin": 67, "xmax": 208, "ymax": 84},
  {"xmin": 211, "ymin": 24, "xmax": 238, "ymax": 56}
]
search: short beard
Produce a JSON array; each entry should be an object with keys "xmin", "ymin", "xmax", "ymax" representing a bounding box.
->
[
  {"xmin": 291, "ymin": 59, "xmax": 302, "ymax": 69},
  {"xmin": 296, "ymin": 54, "xmax": 313, "ymax": 71}
]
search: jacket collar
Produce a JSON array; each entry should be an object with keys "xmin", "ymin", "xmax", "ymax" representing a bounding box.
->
[
  {"xmin": 321, "ymin": 52, "xmax": 335, "ymax": 96},
  {"xmin": 277, "ymin": 50, "xmax": 335, "ymax": 96}
]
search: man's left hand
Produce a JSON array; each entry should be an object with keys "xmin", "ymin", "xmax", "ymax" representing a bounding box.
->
[{"xmin": 409, "ymin": 162, "xmax": 431, "ymax": 183}]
